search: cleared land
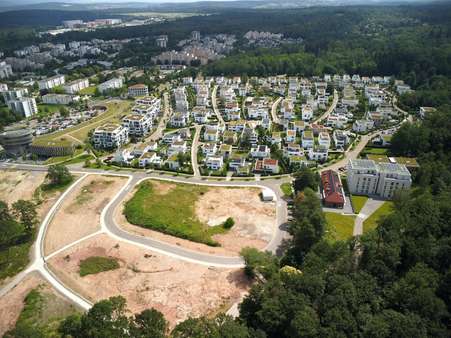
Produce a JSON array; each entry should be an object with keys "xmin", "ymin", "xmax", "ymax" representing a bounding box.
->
[
  {"xmin": 120, "ymin": 180, "xmax": 275, "ymax": 255},
  {"xmin": 44, "ymin": 175, "xmax": 126, "ymax": 256},
  {"xmin": 363, "ymin": 201, "xmax": 394, "ymax": 233},
  {"xmin": 0, "ymin": 170, "xmax": 46, "ymax": 205},
  {"xmin": 48, "ymin": 234, "xmax": 249, "ymax": 327},
  {"xmin": 325, "ymin": 212, "xmax": 356, "ymax": 242},
  {"xmin": 0, "ymin": 272, "xmax": 79, "ymax": 336}
]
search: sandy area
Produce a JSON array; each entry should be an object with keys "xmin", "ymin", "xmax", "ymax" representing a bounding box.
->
[
  {"xmin": 44, "ymin": 175, "xmax": 126, "ymax": 256},
  {"xmin": 48, "ymin": 233, "xmax": 249, "ymax": 327},
  {"xmin": 0, "ymin": 170, "xmax": 46, "ymax": 205},
  {"xmin": 0, "ymin": 272, "xmax": 78, "ymax": 336},
  {"xmin": 115, "ymin": 180, "xmax": 276, "ymax": 256}
]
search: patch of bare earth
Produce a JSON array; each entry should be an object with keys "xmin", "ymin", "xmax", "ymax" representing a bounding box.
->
[
  {"xmin": 0, "ymin": 170, "xmax": 46, "ymax": 204},
  {"xmin": 44, "ymin": 175, "xmax": 126, "ymax": 256},
  {"xmin": 47, "ymin": 233, "xmax": 249, "ymax": 327},
  {"xmin": 115, "ymin": 182, "xmax": 276, "ymax": 256}
]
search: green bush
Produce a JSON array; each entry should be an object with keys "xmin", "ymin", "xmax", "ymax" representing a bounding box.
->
[
  {"xmin": 222, "ymin": 217, "xmax": 235, "ymax": 229},
  {"xmin": 79, "ymin": 256, "xmax": 119, "ymax": 276}
]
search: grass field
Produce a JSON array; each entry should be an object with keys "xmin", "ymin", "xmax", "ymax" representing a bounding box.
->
[
  {"xmin": 124, "ymin": 180, "xmax": 228, "ymax": 246},
  {"xmin": 79, "ymin": 86, "xmax": 97, "ymax": 95},
  {"xmin": 79, "ymin": 256, "xmax": 120, "ymax": 277},
  {"xmin": 0, "ymin": 241, "xmax": 32, "ymax": 281},
  {"xmin": 351, "ymin": 195, "xmax": 368, "ymax": 214},
  {"xmin": 363, "ymin": 201, "xmax": 394, "ymax": 233},
  {"xmin": 325, "ymin": 212, "xmax": 356, "ymax": 242},
  {"xmin": 34, "ymin": 100, "xmax": 132, "ymax": 145},
  {"xmin": 362, "ymin": 147, "xmax": 389, "ymax": 155},
  {"xmin": 280, "ymin": 182, "xmax": 293, "ymax": 197}
]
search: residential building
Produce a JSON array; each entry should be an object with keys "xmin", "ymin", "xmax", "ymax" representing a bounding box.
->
[
  {"xmin": 128, "ymin": 84, "xmax": 149, "ymax": 97},
  {"xmin": 254, "ymin": 158, "xmax": 279, "ymax": 174},
  {"xmin": 308, "ymin": 145, "xmax": 328, "ymax": 162},
  {"xmin": 139, "ymin": 151, "xmax": 161, "ymax": 168},
  {"xmin": 251, "ymin": 145, "xmax": 270, "ymax": 158},
  {"xmin": 7, "ymin": 97, "xmax": 37, "ymax": 117},
  {"xmin": 92, "ymin": 123, "xmax": 128, "ymax": 149},
  {"xmin": 347, "ymin": 159, "xmax": 412, "ymax": 199},
  {"xmin": 98, "ymin": 77, "xmax": 123, "ymax": 93},
  {"xmin": 333, "ymin": 130, "xmax": 349, "ymax": 148},
  {"xmin": 301, "ymin": 104, "xmax": 313, "ymax": 121},
  {"xmin": 0, "ymin": 61, "xmax": 13, "ymax": 79},
  {"xmin": 122, "ymin": 114, "xmax": 152, "ymax": 137},
  {"xmin": 42, "ymin": 94, "xmax": 79, "ymax": 105},
  {"xmin": 318, "ymin": 132, "xmax": 331, "ymax": 149},
  {"xmin": 38, "ymin": 74, "xmax": 65, "ymax": 90},
  {"xmin": 2, "ymin": 88, "xmax": 28, "ymax": 102},
  {"xmin": 353, "ymin": 119, "xmax": 374, "ymax": 133},
  {"xmin": 170, "ymin": 112, "xmax": 188, "ymax": 128},
  {"xmin": 302, "ymin": 130, "xmax": 314, "ymax": 149},
  {"xmin": 321, "ymin": 170, "xmax": 344, "ymax": 208},
  {"xmin": 63, "ymin": 78, "xmax": 89, "ymax": 94},
  {"xmin": 206, "ymin": 156, "xmax": 223, "ymax": 170}
]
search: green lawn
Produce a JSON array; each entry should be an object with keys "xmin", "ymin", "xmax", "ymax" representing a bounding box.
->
[
  {"xmin": 0, "ymin": 241, "xmax": 33, "ymax": 281},
  {"xmin": 79, "ymin": 256, "xmax": 120, "ymax": 276},
  {"xmin": 79, "ymin": 86, "xmax": 97, "ymax": 95},
  {"xmin": 351, "ymin": 195, "xmax": 368, "ymax": 214},
  {"xmin": 124, "ymin": 180, "xmax": 229, "ymax": 246},
  {"xmin": 363, "ymin": 201, "xmax": 394, "ymax": 233},
  {"xmin": 325, "ymin": 212, "xmax": 356, "ymax": 242},
  {"xmin": 362, "ymin": 147, "xmax": 389, "ymax": 155},
  {"xmin": 37, "ymin": 104, "xmax": 65, "ymax": 117},
  {"xmin": 280, "ymin": 182, "xmax": 293, "ymax": 197}
]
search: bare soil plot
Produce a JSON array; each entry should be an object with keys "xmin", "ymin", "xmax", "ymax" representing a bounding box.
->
[
  {"xmin": 0, "ymin": 170, "xmax": 46, "ymax": 205},
  {"xmin": 48, "ymin": 234, "xmax": 249, "ymax": 327},
  {"xmin": 44, "ymin": 175, "xmax": 126, "ymax": 256},
  {"xmin": 117, "ymin": 180, "xmax": 276, "ymax": 256},
  {"xmin": 0, "ymin": 272, "xmax": 78, "ymax": 336}
]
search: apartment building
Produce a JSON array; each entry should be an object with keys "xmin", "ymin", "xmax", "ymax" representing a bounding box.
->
[
  {"xmin": 42, "ymin": 94, "xmax": 79, "ymax": 105},
  {"xmin": 0, "ymin": 61, "xmax": 13, "ymax": 79},
  {"xmin": 128, "ymin": 84, "xmax": 149, "ymax": 97},
  {"xmin": 38, "ymin": 74, "xmax": 65, "ymax": 90},
  {"xmin": 2, "ymin": 88, "xmax": 28, "ymax": 102},
  {"xmin": 98, "ymin": 77, "xmax": 123, "ymax": 93},
  {"xmin": 64, "ymin": 78, "xmax": 89, "ymax": 94},
  {"xmin": 92, "ymin": 123, "xmax": 128, "ymax": 149},
  {"xmin": 7, "ymin": 97, "xmax": 38, "ymax": 117},
  {"xmin": 347, "ymin": 159, "xmax": 412, "ymax": 199},
  {"xmin": 122, "ymin": 114, "xmax": 152, "ymax": 137}
]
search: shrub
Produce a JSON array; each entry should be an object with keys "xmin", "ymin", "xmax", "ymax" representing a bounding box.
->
[
  {"xmin": 223, "ymin": 217, "xmax": 235, "ymax": 229},
  {"xmin": 79, "ymin": 256, "xmax": 119, "ymax": 276}
]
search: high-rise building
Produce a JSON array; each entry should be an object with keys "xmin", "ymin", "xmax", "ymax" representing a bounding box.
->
[{"xmin": 7, "ymin": 97, "xmax": 38, "ymax": 117}]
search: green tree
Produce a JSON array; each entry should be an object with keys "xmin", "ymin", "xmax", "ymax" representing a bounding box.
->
[
  {"xmin": 130, "ymin": 308, "xmax": 168, "ymax": 338},
  {"xmin": 47, "ymin": 164, "xmax": 73, "ymax": 186},
  {"xmin": 293, "ymin": 166, "xmax": 320, "ymax": 193},
  {"xmin": 12, "ymin": 200, "xmax": 37, "ymax": 234}
]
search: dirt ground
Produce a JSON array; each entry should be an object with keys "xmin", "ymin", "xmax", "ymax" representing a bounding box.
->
[
  {"xmin": 0, "ymin": 272, "xmax": 78, "ymax": 336},
  {"xmin": 115, "ymin": 181, "xmax": 276, "ymax": 256},
  {"xmin": 48, "ymin": 233, "xmax": 249, "ymax": 327},
  {"xmin": 44, "ymin": 175, "xmax": 126, "ymax": 256},
  {"xmin": 0, "ymin": 170, "xmax": 46, "ymax": 205}
]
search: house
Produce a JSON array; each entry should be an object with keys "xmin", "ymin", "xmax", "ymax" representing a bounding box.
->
[
  {"xmin": 170, "ymin": 112, "xmax": 188, "ymax": 128},
  {"xmin": 284, "ymin": 143, "xmax": 303, "ymax": 157},
  {"xmin": 228, "ymin": 154, "xmax": 247, "ymax": 172},
  {"xmin": 321, "ymin": 170, "xmax": 344, "ymax": 208},
  {"xmin": 308, "ymin": 146, "xmax": 328, "ymax": 162},
  {"xmin": 293, "ymin": 120, "xmax": 306, "ymax": 132},
  {"xmin": 166, "ymin": 155, "xmax": 180, "ymax": 170},
  {"xmin": 202, "ymin": 142, "xmax": 218, "ymax": 156},
  {"xmin": 132, "ymin": 142, "xmax": 157, "ymax": 157},
  {"xmin": 193, "ymin": 106, "xmax": 211, "ymax": 124},
  {"xmin": 271, "ymin": 132, "xmax": 282, "ymax": 145},
  {"xmin": 318, "ymin": 132, "xmax": 331, "ymax": 149},
  {"xmin": 113, "ymin": 149, "xmax": 133, "ymax": 164},
  {"xmin": 333, "ymin": 130, "xmax": 349, "ymax": 148},
  {"xmin": 139, "ymin": 151, "xmax": 161, "ymax": 167},
  {"xmin": 301, "ymin": 104, "xmax": 313, "ymax": 121},
  {"xmin": 289, "ymin": 155, "xmax": 309, "ymax": 168},
  {"xmin": 254, "ymin": 158, "xmax": 279, "ymax": 174},
  {"xmin": 223, "ymin": 130, "xmax": 238, "ymax": 145},
  {"xmin": 219, "ymin": 144, "xmax": 232, "ymax": 159},
  {"xmin": 353, "ymin": 119, "xmax": 374, "ymax": 133},
  {"xmin": 204, "ymin": 127, "xmax": 219, "ymax": 142},
  {"xmin": 285, "ymin": 129, "xmax": 296, "ymax": 143},
  {"xmin": 227, "ymin": 120, "xmax": 246, "ymax": 133},
  {"xmin": 206, "ymin": 156, "xmax": 224, "ymax": 170},
  {"xmin": 167, "ymin": 140, "xmax": 188, "ymax": 157},
  {"xmin": 251, "ymin": 145, "xmax": 270, "ymax": 158},
  {"xmin": 302, "ymin": 131, "xmax": 314, "ymax": 149}
]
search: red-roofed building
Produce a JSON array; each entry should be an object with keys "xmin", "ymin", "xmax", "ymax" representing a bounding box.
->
[
  {"xmin": 254, "ymin": 158, "xmax": 280, "ymax": 174},
  {"xmin": 321, "ymin": 169, "xmax": 344, "ymax": 208}
]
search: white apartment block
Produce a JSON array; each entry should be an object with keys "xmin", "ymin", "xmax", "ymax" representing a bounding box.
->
[
  {"xmin": 42, "ymin": 94, "xmax": 79, "ymax": 105},
  {"xmin": 0, "ymin": 61, "xmax": 13, "ymax": 79},
  {"xmin": 38, "ymin": 75, "xmax": 65, "ymax": 90},
  {"xmin": 128, "ymin": 84, "xmax": 149, "ymax": 97},
  {"xmin": 64, "ymin": 78, "xmax": 89, "ymax": 94},
  {"xmin": 8, "ymin": 97, "xmax": 38, "ymax": 117},
  {"xmin": 2, "ymin": 88, "xmax": 28, "ymax": 102},
  {"xmin": 92, "ymin": 123, "xmax": 128, "ymax": 149},
  {"xmin": 98, "ymin": 77, "xmax": 123, "ymax": 93},
  {"xmin": 122, "ymin": 114, "xmax": 152, "ymax": 137},
  {"xmin": 347, "ymin": 159, "xmax": 412, "ymax": 199},
  {"xmin": 301, "ymin": 104, "xmax": 313, "ymax": 121}
]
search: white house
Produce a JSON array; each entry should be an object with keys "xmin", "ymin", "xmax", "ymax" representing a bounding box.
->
[
  {"xmin": 301, "ymin": 104, "xmax": 313, "ymax": 121},
  {"xmin": 206, "ymin": 156, "xmax": 224, "ymax": 170}
]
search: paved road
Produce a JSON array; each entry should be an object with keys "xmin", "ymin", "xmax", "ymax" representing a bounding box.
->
[
  {"xmin": 271, "ymin": 97, "xmax": 282, "ymax": 124},
  {"xmin": 353, "ymin": 198, "xmax": 385, "ymax": 236},
  {"xmin": 313, "ymin": 89, "xmax": 338, "ymax": 124},
  {"xmin": 149, "ymin": 92, "xmax": 172, "ymax": 142},
  {"xmin": 211, "ymin": 85, "xmax": 225, "ymax": 126},
  {"xmin": 191, "ymin": 125, "xmax": 202, "ymax": 177}
]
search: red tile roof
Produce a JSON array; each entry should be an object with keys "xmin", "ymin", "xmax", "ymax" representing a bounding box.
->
[{"xmin": 321, "ymin": 170, "xmax": 344, "ymax": 204}]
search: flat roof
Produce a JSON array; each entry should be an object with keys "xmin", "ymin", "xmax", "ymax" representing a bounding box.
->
[{"xmin": 349, "ymin": 159, "xmax": 378, "ymax": 170}]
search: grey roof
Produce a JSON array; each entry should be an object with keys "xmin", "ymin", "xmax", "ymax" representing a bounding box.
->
[
  {"xmin": 377, "ymin": 162, "xmax": 410, "ymax": 175},
  {"xmin": 348, "ymin": 159, "xmax": 378, "ymax": 170}
]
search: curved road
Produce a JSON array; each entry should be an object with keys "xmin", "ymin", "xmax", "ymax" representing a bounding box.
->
[
  {"xmin": 190, "ymin": 125, "xmax": 202, "ymax": 177},
  {"xmin": 313, "ymin": 89, "xmax": 338, "ymax": 124},
  {"xmin": 271, "ymin": 97, "xmax": 283, "ymax": 124},
  {"xmin": 211, "ymin": 85, "xmax": 225, "ymax": 126}
]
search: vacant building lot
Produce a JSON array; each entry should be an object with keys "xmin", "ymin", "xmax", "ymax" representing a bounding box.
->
[
  {"xmin": 120, "ymin": 180, "xmax": 276, "ymax": 256},
  {"xmin": 48, "ymin": 234, "xmax": 249, "ymax": 326},
  {"xmin": 0, "ymin": 272, "xmax": 79, "ymax": 336},
  {"xmin": 0, "ymin": 170, "xmax": 46, "ymax": 205},
  {"xmin": 44, "ymin": 174, "xmax": 126, "ymax": 256}
]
